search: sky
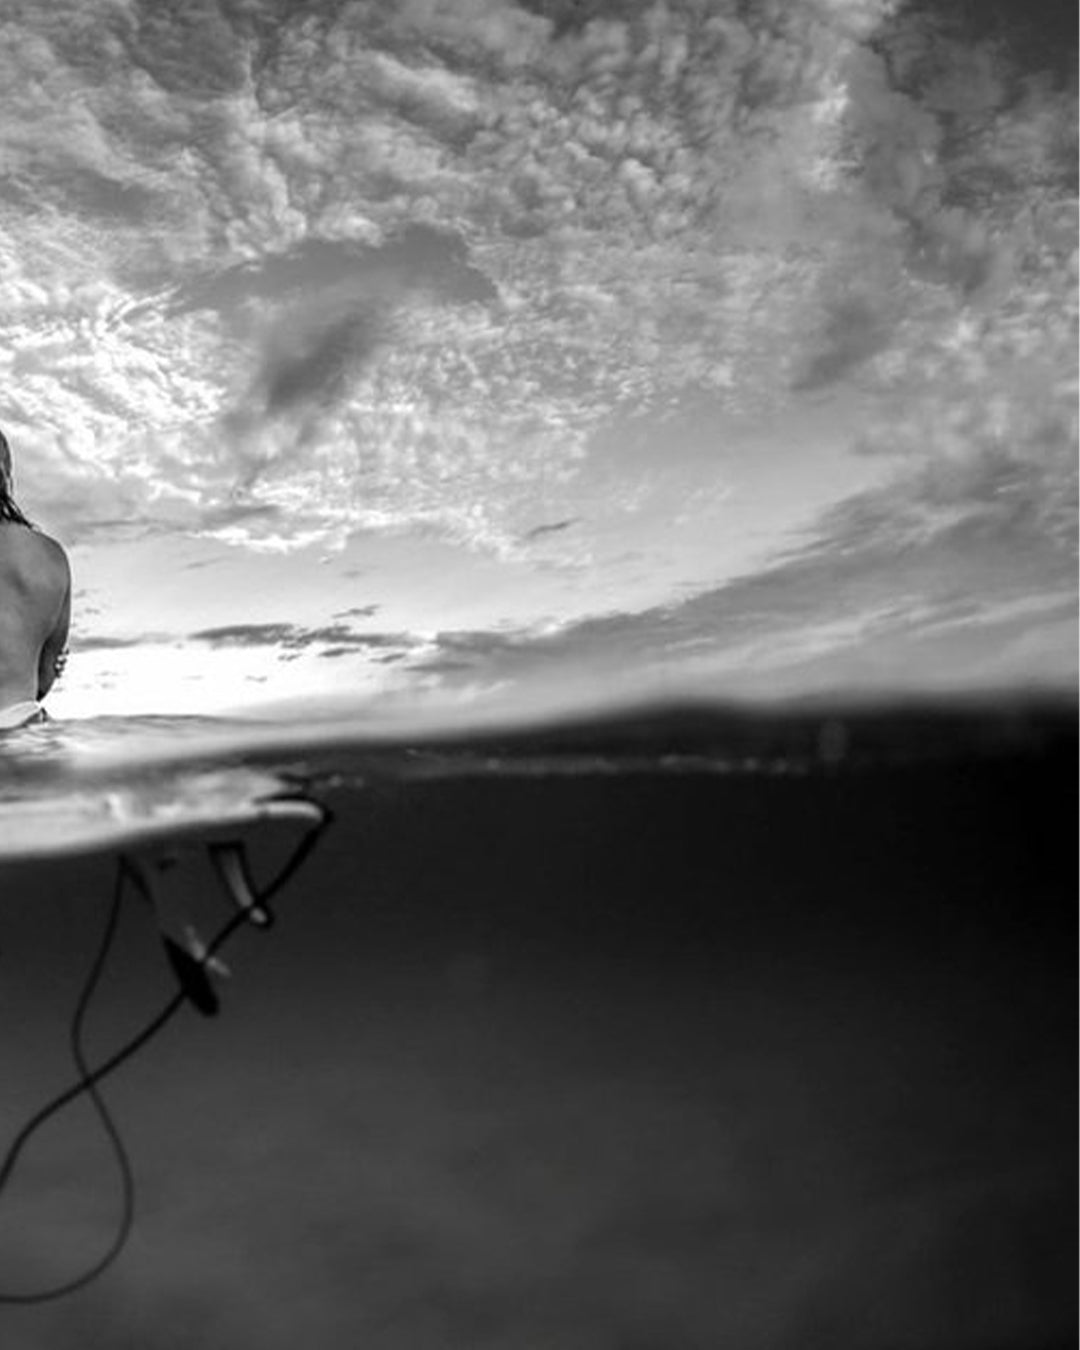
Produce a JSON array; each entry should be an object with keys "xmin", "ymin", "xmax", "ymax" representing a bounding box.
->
[{"xmin": 0, "ymin": 0, "xmax": 1076, "ymax": 720}]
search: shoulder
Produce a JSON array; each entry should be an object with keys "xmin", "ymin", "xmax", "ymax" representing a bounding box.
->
[
  {"xmin": 29, "ymin": 528, "xmax": 67, "ymax": 562},
  {"xmin": 14, "ymin": 528, "xmax": 70, "ymax": 587}
]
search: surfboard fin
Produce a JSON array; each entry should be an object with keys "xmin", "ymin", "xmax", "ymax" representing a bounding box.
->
[
  {"xmin": 208, "ymin": 842, "xmax": 273, "ymax": 927},
  {"xmin": 122, "ymin": 853, "xmax": 243, "ymax": 1013},
  {"xmin": 118, "ymin": 795, "xmax": 328, "ymax": 1014},
  {"xmin": 161, "ymin": 932, "xmax": 221, "ymax": 1017}
]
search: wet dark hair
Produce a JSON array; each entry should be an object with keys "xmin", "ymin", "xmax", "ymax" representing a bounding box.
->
[{"xmin": 0, "ymin": 429, "xmax": 33, "ymax": 527}]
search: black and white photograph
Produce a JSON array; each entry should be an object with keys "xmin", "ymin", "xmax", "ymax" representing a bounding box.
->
[{"xmin": 0, "ymin": 1, "xmax": 1076, "ymax": 1345}]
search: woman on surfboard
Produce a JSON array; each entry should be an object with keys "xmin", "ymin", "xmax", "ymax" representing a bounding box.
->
[{"xmin": 0, "ymin": 428, "xmax": 70, "ymax": 729}]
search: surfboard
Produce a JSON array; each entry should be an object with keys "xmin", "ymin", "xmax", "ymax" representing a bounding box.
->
[{"xmin": 0, "ymin": 767, "xmax": 325, "ymax": 863}]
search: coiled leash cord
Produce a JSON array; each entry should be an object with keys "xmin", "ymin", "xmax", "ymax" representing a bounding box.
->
[{"xmin": 0, "ymin": 794, "xmax": 331, "ymax": 1304}]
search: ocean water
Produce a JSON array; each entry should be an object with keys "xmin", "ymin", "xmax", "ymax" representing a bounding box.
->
[{"xmin": 0, "ymin": 699, "xmax": 1075, "ymax": 1348}]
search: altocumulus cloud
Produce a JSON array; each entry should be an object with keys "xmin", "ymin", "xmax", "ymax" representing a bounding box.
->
[
  {"xmin": 0, "ymin": 0, "xmax": 1073, "ymax": 590},
  {"xmin": 0, "ymin": 0, "xmax": 887, "ymax": 552}
]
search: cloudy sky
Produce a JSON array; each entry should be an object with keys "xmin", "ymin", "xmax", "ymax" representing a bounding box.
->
[{"xmin": 2, "ymin": 0, "xmax": 1075, "ymax": 720}]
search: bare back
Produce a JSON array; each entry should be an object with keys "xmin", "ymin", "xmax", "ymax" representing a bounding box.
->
[{"xmin": 0, "ymin": 523, "xmax": 70, "ymax": 707}]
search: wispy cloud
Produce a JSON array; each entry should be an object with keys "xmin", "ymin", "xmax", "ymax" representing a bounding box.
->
[
  {"xmin": 415, "ymin": 459, "xmax": 1078, "ymax": 698},
  {"xmin": 522, "ymin": 518, "xmax": 579, "ymax": 543},
  {"xmin": 69, "ymin": 633, "xmax": 160, "ymax": 652},
  {"xmin": 191, "ymin": 622, "xmax": 419, "ymax": 657},
  {"xmin": 190, "ymin": 623, "xmax": 299, "ymax": 648}
]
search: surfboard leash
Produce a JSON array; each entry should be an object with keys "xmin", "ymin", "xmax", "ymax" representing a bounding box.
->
[{"xmin": 0, "ymin": 793, "xmax": 333, "ymax": 1304}]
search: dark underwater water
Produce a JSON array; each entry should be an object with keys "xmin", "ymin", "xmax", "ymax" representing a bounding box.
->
[{"xmin": 0, "ymin": 701, "xmax": 1075, "ymax": 1348}]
